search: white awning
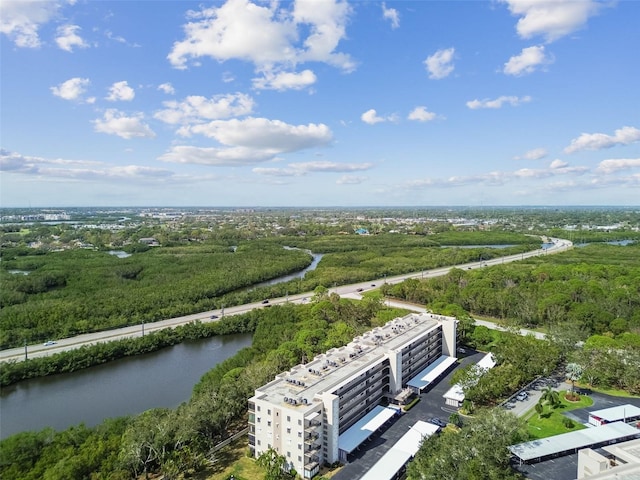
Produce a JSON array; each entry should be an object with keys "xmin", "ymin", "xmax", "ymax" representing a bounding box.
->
[
  {"xmin": 359, "ymin": 421, "xmax": 439, "ymax": 480},
  {"xmin": 509, "ymin": 422, "xmax": 640, "ymax": 462},
  {"xmin": 338, "ymin": 406, "xmax": 398, "ymax": 454},
  {"xmin": 407, "ymin": 355, "xmax": 457, "ymax": 391}
]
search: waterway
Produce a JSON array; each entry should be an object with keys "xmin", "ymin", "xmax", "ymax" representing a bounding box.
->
[
  {"xmin": 0, "ymin": 249, "xmax": 324, "ymax": 440},
  {"xmin": 0, "ymin": 333, "xmax": 253, "ymax": 439}
]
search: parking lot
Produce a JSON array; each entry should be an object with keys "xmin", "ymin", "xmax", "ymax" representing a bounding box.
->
[{"xmin": 331, "ymin": 350, "xmax": 485, "ymax": 480}]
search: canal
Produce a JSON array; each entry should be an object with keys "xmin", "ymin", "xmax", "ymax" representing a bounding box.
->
[{"xmin": 0, "ymin": 333, "xmax": 253, "ymax": 439}]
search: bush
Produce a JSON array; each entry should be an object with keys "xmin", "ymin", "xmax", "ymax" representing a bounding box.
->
[
  {"xmin": 562, "ymin": 417, "xmax": 575, "ymax": 429},
  {"xmin": 403, "ymin": 397, "xmax": 421, "ymax": 411}
]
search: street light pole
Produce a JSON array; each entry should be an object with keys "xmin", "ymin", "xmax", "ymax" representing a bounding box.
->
[
  {"xmin": 142, "ymin": 321, "xmax": 145, "ymax": 337},
  {"xmin": 24, "ymin": 339, "xmax": 28, "ymax": 361}
]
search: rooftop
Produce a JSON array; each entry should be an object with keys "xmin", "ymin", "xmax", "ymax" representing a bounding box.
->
[
  {"xmin": 510, "ymin": 422, "xmax": 640, "ymax": 462},
  {"xmin": 253, "ymin": 313, "xmax": 446, "ymax": 409}
]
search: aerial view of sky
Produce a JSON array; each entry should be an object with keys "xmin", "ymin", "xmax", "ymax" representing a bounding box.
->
[{"xmin": 1, "ymin": 0, "xmax": 639, "ymax": 207}]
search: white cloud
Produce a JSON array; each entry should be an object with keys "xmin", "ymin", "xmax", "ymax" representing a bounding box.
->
[
  {"xmin": 253, "ymin": 161, "xmax": 373, "ymax": 177},
  {"xmin": 155, "ymin": 93, "xmax": 254, "ymax": 124},
  {"xmin": 564, "ymin": 126, "xmax": 640, "ymax": 154},
  {"xmin": 253, "ymin": 69, "xmax": 317, "ymax": 91},
  {"xmin": 51, "ymin": 77, "xmax": 90, "ymax": 101},
  {"xmin": 514, "ymin": 147, "xmax": 548, "ymax": 160},
  {"xmin": 596, "ymin": 158, "xmax": 640, "ymax": 174},
  {"xmin": 158, "ymin": 145, "xmax": 277, "ymax": 166},
  {"xmin": 0, "ymin": 149, "xmax": 181, "ymax": 183},
  {"xmin": 361, "ymin": 109, "xmax": 385, "ymax": 125},
  {"xmin": 184, "ymin": 117, "xmax": 332, "ymax": 151},
  {"xmin": 549, "ymin": 159, "xmax": 568, "ymax": 169},
  {"xmin": 504, "ymin": 45, "xmax": 552, "ymax": 76},
  {"xmin": 408, "ymin": 106, "xmax": 436, "ymax": 122},
  {"xmin": 424, "ymin": 47, "xmax": 455, "ymax": 80},
  {"xmin": 168, "ymin": 0, "xmax": 354, "ymax": 74},
  {"xmin": 93, "ymin": 109, "xmax": 156, "ymax": 139},
  {"xmin": 161, "ymin": 117, "xmax": 332, "ymax": 166},
  {"xmin": 157, "ymin": 83, "xmax": 175, "ymax": 95},
  {"xmin": 466, "ymin": 95, "xmax": 531, "ymax": 109},
  {"xmin": 382, "ymin": 3, "xmax": 399, "ymax": 29},
  {"xmin": 500, "ymin": 0, "xmax": 602, "ymax": 42},
  {"xmin": 0, "ymin": 0, "xmax": 61, "ymax": 48},
  {"xmin": 55, "ymin": 24, "xmax": 88, "ymax": 52},
  {"xmin": 337, "ymin": 175, "xmax": 367, "ymax": 184},
  {"xmin": 106, "ymin": 81, "xmax": 135, "ymax": 102},
  {"xmin": 404, "ymin": 160, "xmax": 587, "ymax": 189}
]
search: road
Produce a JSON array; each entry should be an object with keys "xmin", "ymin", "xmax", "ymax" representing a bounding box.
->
[{"xmin": 1, "ymin": 237, "xmax": 569, "ymax": 362}]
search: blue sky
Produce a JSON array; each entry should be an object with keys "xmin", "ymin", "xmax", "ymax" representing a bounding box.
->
[{"xmin": 1, "ymin": 0, "xmax": 639, "ymax": 207}]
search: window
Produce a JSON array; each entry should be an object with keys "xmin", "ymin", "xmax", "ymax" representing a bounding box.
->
[
  {"xmin": 257, "ymin": 417, "xmax": 261, "ymax": 423},
  {"xmin": 287, "ymin": 451, "xmax": 291, "ymax": 458},
  {"xmin": 287, "ymin": 415, "xmax": 291, "ymax": 422},
  {"xmin": 287, "ymin": 428, "xmax": 291, "ymax": 434},
  {"xmin": 298, "ymin": 419, "xmax": 302, "ymax": 426},
  {"xmin": 298, "ymin": 444, "xmax": 302, "ymax": 450},
  {"xmin": 267, "ymin": 421, "xmax": 271, "ymax": 427},
  {"xmin": 257, "ymin": 406, "xmax": 261, "ymax": 412},
  {"xmin": 257, "ymin": 440, "xmax": 261, "ymax": 446},
  {"xmin": 298, "ymin": 432, "xmax": 302, "ymax": 438},
  {"xmin": 268, "ymin": 409, "xmax": 271, "ymax": 415},
  {"xmin": 298, "ymin": 456, "xmax": 302, "ymax": 462}
]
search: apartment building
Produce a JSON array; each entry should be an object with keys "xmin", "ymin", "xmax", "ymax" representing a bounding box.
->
[{"xmin": 248, "ymin": 312, "xmax": 457, "ymax": 479}]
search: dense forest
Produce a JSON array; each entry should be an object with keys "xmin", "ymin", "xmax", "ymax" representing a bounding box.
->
[
  {"xmin": 383, "ymin": 243, "xmax": 640, "ymax": 334},
  {"xmin": 0, "ymin": 232, "xmax": 537, "ymax": 349}
]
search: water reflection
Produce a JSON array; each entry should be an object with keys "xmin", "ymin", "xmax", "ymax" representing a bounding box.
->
[{"xmin": 0, "ymin": 333, "xmax": 252, "ymax": 439}]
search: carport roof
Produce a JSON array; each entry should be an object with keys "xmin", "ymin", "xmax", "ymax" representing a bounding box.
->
[
  {"xmin": 509, "ymin": 422, "xmax": 640, "ymax": 462},
  {"xmin": 589, "ymin": 404, "xmax": 640, "ymax": 423},
  {"xmin": 338, "ymin": 406, "xmax": 397, "ymax": 454},
  {"xmin": 407, "ymin": 355, "xmax": 457, "ymax": 391},
  {"xmin": 359, "ymin": 421, "xmax": 439, "ymax": 480}
]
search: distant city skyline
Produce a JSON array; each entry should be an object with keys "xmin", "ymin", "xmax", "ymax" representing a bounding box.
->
[{"xmin": 1, "ymin": 0, "xmax": 639, "ymax": 207}]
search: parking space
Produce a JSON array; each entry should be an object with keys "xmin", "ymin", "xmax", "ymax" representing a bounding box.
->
[
  {"xmin": 513, "ymin": 453, "xmax": 579, "ymax": 480},
  {"xmin": 332, "ymin": 350, "xmax": 485, "ymax": 480}
]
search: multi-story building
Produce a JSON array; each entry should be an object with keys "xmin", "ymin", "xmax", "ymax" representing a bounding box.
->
[{"xmin": 248, "ymin": 312, "xmax": 457, "ymax": 479}]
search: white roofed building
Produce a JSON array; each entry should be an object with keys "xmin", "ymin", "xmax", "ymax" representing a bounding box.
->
[{"xmin": 248, "ymin": 312, "xmax": 458, "ymax": 478}]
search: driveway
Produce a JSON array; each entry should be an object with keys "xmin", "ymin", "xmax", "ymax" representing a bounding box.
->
[{"xmin": 331, "ymin": 350, "xmax": 485, "ymax": 480}]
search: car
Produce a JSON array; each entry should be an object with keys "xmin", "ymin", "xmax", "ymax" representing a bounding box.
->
[
  {"xmin": 427, "ymin": 417, "xmax": 447, "ymax": 428},
  {"xmin": 43, "ymin": 341, "xmax": 56, "ymax": 346},
  {"xmin": 456, "ymin": 347, "xmax": 466, "ymax": 354},
  {"xmin": 261, "ymin": 299, "xmax": 269, "ymax": 304},
  {"xmin": 356, "ymin": 288, "xmax": 363, "ymax": 292},
  {"xmin": 371, "ymin": 284, "xmax": 376, "ymax": 287},
  {"xmin": 210, "ymin": 314, "xmax": 219, "ymax": 319},
  {"xmin": 516, "ymin": 392, "xmax": 529, "ymax": 401}
]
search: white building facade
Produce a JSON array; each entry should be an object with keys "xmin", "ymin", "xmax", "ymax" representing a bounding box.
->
[{"xmin": 248, "ymin": 312, "xmax": 457, "ymax": 478}]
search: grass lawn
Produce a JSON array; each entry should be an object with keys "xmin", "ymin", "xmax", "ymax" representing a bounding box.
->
[
  {"xmin": 526, "ymin": 391, "xmax": 594, "ymax": 440},
  {"xmin": 203, "ymin": 437, "xmax": 264, "ymax": 480},
  {"xmin": 203, "ymin": 437, "xmax": 342, "ymax": 480}
]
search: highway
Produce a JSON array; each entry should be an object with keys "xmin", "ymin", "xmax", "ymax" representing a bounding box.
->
[{"xmin": 0, "ymin": 237, "xmax": 569, "ymax": 362}]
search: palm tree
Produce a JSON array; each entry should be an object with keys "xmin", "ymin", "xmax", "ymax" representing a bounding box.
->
[
  {"xmin": 534, "ymin": 401, "xmax": 544, "ymax": 419},
  {"xmin": 540, "ymin": 386, "xmax": 560, "ymax": 408},
  {"xmin": 566, "ymin": 363, "xmax": 583, "ymax": 394}
]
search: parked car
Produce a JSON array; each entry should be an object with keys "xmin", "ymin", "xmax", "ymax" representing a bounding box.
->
[
  {"xmin": 261, "ymin": 299, "xmax": 269, "ymax": 304},
  {"xmin": 210, "ymin": 315, "xmax": 219, "ymax": 319},
  {"xmin": 356, "ymin": 288, "xmax": 363, "ymax": 292},
  {"xmin": 371, "ymin": 284, "xmax": 376, "ymax": 287},
  {"xmin": 43, "ymin": 341, "xmax": 56, "ymax": 346},
  {"xmin": 516, "ymin": 392, "xmax": 529, "ymax": 401},
  {"xmin": 427, "ymin": 417, "xmax": 447, "ymax": 428}
]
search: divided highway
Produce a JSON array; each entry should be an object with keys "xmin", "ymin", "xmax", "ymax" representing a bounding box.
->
[{"xmin": 0, "ymin": 238, "xmax": 570, "ymax": 362}]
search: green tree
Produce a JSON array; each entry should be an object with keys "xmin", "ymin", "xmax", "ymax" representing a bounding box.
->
[
  {"xmin": 407, "ymin": 408, "xmax": 527, "ymax": 480},
  {"xmin": 540, "ymin": 386, "xmax": 560, "ymax": 408},
  {"xmin": 256, "ymin": 447, "xmax": 288, "ymax": 480},
  {"xmin": 565, "ymin": 363, "xmax": 583, "ymax": 393}
]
